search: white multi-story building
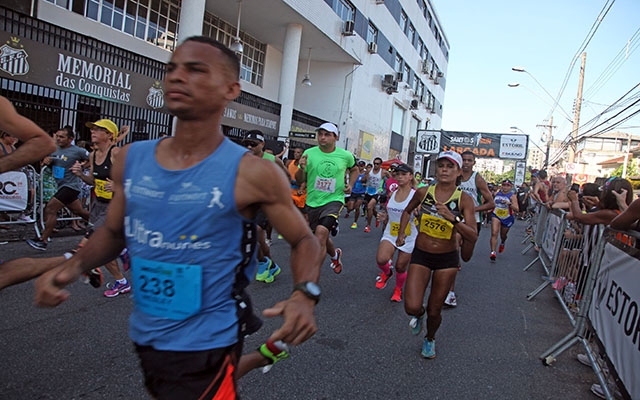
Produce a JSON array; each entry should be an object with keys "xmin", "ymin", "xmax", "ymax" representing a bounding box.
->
[{"xmin": 1, "ymin": 0, "xmax": 449, "ymax": 165}]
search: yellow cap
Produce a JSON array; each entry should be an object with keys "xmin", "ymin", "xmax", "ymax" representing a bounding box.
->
[{"xmin": 86, "ymin": 119, "xmax": 118, "ymax": 139}]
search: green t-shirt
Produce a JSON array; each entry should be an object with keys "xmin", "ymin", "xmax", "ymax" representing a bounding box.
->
[
  {"xmin": 262, "ymin": 152, "xmax": 276, "ymax": 162},
  {"xmin": 302, "ymin": 146, "xmax": 355, "ymax": 207}
]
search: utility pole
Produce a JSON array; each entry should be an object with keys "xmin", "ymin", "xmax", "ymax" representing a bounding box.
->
[
  {"xmin": 537, "ymin": 115, "xmax": 555, "ymax": 169},
  {"xmin": 569, "ymin": 52, "xmax": 586, "ymax": 163},
  {"xmin": 622, "ymin": 132, "xmax": 631, "ymax": 178}
]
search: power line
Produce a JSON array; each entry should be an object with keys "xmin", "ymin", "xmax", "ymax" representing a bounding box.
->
[
  {"xmin": 547, "ymin": 90, "xmax": 640, "ymax": 165},
  {"xmin": 546, "ymin": 0, "xmax": 616, "ymax": 121},
  {"xmin": 583, "ymin": 27, "xmax": 640, "ymax": 99}
]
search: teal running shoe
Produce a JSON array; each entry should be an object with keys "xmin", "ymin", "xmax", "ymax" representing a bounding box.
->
[
  {"xmin": 421, "ymin": 338, "xmax": 436, "ymax": 359},
  {"xmin": 264, "ymin": 262, "xmax": 281, "ymax": 283},
  {"xmin": 256, "ymin": 257, "xmax": 272, "ymax": 281},
  {"xmin": 409, "ymin": 312, "xmax": 424, "ymax": 336}
]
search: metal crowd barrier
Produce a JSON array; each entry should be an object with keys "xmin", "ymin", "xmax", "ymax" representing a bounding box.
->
[
  {"xmin": 520, "ymin": 203, "xmax": 541, "ymax": 254},
  {"xmin": 581, "ymin": 228, "xmax": 638, "ymax": 400},
  {"xmin": 523, "ymin": 204, "xmax": 638, "ymax": 399},
  {"xmin": 523, "ymin": 207, "xmax": 565, "ymax": 282},
  {"xmin": 0, "ymin": 165, "xmax": 39, "ymax": 235}
]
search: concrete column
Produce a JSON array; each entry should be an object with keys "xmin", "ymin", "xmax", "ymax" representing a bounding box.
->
[
  {"xmin": 177, "ymin": 0, "xmax": 206, "ymax": 44},
  {"xmin": 277, "ymin": 23, "xmax": 303, "ymax": 139}
]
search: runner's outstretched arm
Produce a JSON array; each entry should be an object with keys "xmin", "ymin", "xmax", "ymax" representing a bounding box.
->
[{"xmin": 0, "ymin": 96, "xmax": 56, "ymax": 173}]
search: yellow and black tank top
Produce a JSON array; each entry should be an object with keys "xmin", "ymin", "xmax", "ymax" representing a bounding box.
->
[
  {"xmin": 93, "ymin": 146, "xmax": 114, "ymax": 201},
  {"xmin": 418, "ymin": 184, "xmax": 462, "ymax": 240}
]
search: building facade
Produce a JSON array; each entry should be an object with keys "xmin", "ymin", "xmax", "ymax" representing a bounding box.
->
[{"xmin": 0, "ymin": 0, "xmax": 449, "ymax": 162}]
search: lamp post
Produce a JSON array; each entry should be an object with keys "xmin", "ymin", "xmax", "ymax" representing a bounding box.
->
[
  {"xmin": 230, "ymin": 0, "xmax": 243, "ymax": 54},
  {"xmin": 510, "ymin": 67, "xmax": 565, "ymax": 170},
  {"xmin": 301, "ymin": 48, "xmax": 312, "ymax": 87},
  {"xmin": 511, "ymin": 66, "xmax": 560, "ymax": 112},
  {"xmin": 507, "ymin": 83, "xmax": 572, "ymax": 123}
]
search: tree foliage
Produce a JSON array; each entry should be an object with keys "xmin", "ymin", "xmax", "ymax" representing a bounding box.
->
[{"xmin": 610, "ymin": 158, "xmax": 638, "ymax": 178}]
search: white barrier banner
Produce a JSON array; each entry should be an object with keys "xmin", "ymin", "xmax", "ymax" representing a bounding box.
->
[
  {"xmin": 590, "ymin": 243, "xmax": 640, "ymax": 399},
  {"xmin": 541, "ymin": 212, "xmax": 562, "ymax": 259},
  {"xmin": 0, "ymin": 171, "xmax": 28, "ymax": 211}
]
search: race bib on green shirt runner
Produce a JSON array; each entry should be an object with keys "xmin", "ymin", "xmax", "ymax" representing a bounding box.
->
[{"xmin": 303, "ymin": 146, "xmax": 355, "ymax": 207}]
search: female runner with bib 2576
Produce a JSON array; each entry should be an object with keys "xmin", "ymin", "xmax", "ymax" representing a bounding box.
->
[{"xmin": 396, "ymin": 151, "xmax": 477, "ymax": 359}]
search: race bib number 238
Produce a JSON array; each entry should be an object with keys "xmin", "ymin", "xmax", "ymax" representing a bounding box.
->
[{"xmin": 131, "ymin": 257, "xmax": 202, "ymax": 320}]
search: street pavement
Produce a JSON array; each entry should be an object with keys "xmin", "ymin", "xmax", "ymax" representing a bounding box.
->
[{"xmin": 0, "ymin": 218, "xmax": 598, "ymax": 399}]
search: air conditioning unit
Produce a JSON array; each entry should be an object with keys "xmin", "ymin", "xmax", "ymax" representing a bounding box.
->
[
  {"xmin": 382, "ymin": 74, "xmax": 395, "ymax": 89},
  {"xmin": 386, "ymin": 83, "xmax": 398, "ymax": 94},
  {"xmin": 421, "ymin": 60, "xmax": 430, "ymax": 74},
  {"xmin": 342, "ymin": 20, "xmax": 355, "ymax": 36},
  {"xmin": 368, "ymin": 42, "xmax": 378, "ymax": 54},
  {"xmin": 410, "ymin": 99, "xmax": 419, "ymax": 110},
  {"xmin": 434, "ymin": 71, "xmax": 444, "ymax": 85}
]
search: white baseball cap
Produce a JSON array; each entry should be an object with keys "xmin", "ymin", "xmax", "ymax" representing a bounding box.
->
[
  {"xmin": 316, "ymin": 122, "xmax": 339, "ymax": 135},
  {"xmin": 437, "ymin": 150, "xmax": 463, "ymax": 168}
]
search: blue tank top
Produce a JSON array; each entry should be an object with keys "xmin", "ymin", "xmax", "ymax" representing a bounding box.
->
[
  {"xmin": 352, "ymin": 173, "xmax": 366, "ymax": 194},
  {"xmin": 124, "ymin": 138, "xmax": 257, "ymax": 351}
]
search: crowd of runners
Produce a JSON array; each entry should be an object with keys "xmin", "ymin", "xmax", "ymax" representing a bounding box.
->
[{"xmin": 1, "ymin": 36, "xmax": 639, "ymax": 399}]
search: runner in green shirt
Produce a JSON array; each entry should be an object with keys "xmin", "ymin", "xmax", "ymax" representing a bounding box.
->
[{"xmin": 296, "ymin": 122, "xmax": 358, "ymax": 274}]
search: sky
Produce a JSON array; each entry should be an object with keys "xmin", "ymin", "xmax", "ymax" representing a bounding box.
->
[{"xmin": 432, "ymin": 0, "xmax": 640, "ymax": 156}]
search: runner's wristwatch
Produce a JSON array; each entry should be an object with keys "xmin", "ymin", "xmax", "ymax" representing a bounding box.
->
[
  {"xmin": 292, "ymin": 281, "xmax": 321, "ymax": 304},
  {"xmin": 452, "ymin": 215, "xmax": 463, "ymax": 224}
]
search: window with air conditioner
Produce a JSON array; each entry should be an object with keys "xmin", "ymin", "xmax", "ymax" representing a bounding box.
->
[
  {"xmin": 334, "ymin": 0, "xmax": 355, "ymax": 24},
  {"xmin": 342, "ymin": 20, "xmax": 355, "ymax": 35},
  {"xmin": 367, "ymin": 22, "xmax": 378, "ymax": 44}
]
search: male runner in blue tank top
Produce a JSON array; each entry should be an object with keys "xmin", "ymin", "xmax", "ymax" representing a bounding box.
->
[{"xmin": 33, "ymin": 37, "xmax": 323, "ymax": 399}]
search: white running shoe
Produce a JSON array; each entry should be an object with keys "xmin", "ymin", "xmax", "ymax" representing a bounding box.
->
[
  {"xmin": 444, "ymin": 291, "xmax": 457, "ymax": 307},
  {"xmin": 577, "ymin": 353, "xmax": 591, "ymax": 367}
]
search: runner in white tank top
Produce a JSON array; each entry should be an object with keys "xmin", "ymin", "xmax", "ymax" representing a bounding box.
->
[{"xmin": 374, "ymin": 163, "xmax": 417, "ymax": 302}]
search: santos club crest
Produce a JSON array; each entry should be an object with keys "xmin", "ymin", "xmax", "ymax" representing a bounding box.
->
[
  {"xmin": 0, "ymin": 37, "xmax": 29, "ymax": 76},
  {"xmin": 146, "ymin": 81, "xmax": 164, "ymax": 109}
]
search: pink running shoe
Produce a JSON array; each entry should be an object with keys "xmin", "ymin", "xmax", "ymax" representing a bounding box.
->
[{"xmin": 391, "ymin": 287, "xmax": 402, "ymax": 302}]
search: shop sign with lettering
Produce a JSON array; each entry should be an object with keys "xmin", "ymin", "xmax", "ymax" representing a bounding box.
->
[{"xmin": 0, "ymin": 34, "xmax": 164, "ymax": 110}]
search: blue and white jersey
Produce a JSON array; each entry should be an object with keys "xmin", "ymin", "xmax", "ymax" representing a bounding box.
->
[
  {"xmin": 124, "ymin": 138, "xmax": 256, "ymax": 351},
  {"xmin": 366, "ymin": 169, "xmax": 383, "ymax": 195}
]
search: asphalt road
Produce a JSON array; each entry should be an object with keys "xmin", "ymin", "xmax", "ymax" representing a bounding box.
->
[{"xmin": 0, "ymin": 218, "xmax": 597, "ymax": 399}]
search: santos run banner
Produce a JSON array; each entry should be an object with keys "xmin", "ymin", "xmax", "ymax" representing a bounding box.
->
[
  {"xmin": 415, "ymin": 130, "xmax": 528, "ymax": 160},
  {"xmin": 590, "ymin": 241, "xmax": 640, "ymax": 399}
]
